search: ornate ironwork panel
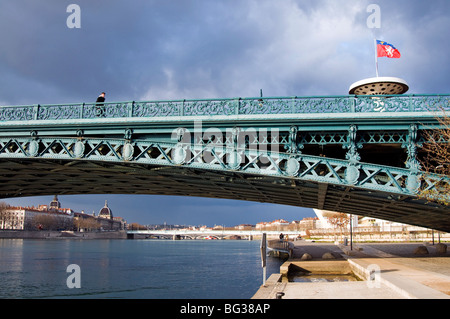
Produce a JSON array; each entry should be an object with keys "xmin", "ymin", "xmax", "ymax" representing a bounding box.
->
[
  {"xmin": 1, "ymin": 94, "xmax": 448, "ymax": 121},
  {"xmin": 0, "ymin": 135, "xmax": 447, "ymax": 197}
]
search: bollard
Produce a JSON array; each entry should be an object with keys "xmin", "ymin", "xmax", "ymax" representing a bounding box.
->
[{"xmin": 276, "ymin": 292, "xmax": 285, "ymax": 299}]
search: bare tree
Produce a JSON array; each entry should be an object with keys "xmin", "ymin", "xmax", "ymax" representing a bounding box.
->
[
  {"xmin": 27, "ymin": 214, "xmax": 73, "ymax": 231},
  {"xmin": 327, "ymin": 213, "xmax": 350, "ymax": 241},
  {"xmin": 419, "ymin": 112, "xmax": 450, "ymax": 206},
  {"xmin": 128, "ymin": 222, "xmax": 147, "ymax": 230},
  {"xmin": 74, "ymin": 217, "xmax": 100, "ymax": 232},
  {"xmin": 0, "ymin": 202, "xmax": 11, "ymax": 229}
]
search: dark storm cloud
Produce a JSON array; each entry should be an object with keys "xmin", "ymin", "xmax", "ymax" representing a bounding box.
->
[
  {"xmin": 1, "ymin": 0, "xmax": 449, "ymax": 106},
  {"xmin": 1, "ymin": 1, "xmax": 450, "ymax": 225},
  {"xmin": 372, "ymin": 0, "xmax": 450, "ymax": 93},
  {"xmin": 0, "ymin": 1, "xmax": 271, "ymax": 103},
  {"xmin": 0, "ymin": 1, "xmax": 163, "ymax": 104}
]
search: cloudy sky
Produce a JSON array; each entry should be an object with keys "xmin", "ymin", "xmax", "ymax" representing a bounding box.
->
[{"xmin": 1, "ymin": 0, "xmax": 449, "ymax": 226}]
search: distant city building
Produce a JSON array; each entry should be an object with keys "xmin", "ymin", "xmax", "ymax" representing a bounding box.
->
[
  {"xmin": 76, "ymin": 200, "xmax": 124, "ymax": 231},
  {"xmin": 0, "ymin": 205, "xmax": 72, "ymax": 230},
  {"xmin": 313, "ymin": 209, "xmax": 428, "ymax": 233},
  {"xmin": 255, "ymin": 219, "xmax": 289, "ymax": 230},
  {"xmin": 299, "ymin": 217, "xmax": 318, "ymax": 230},
  {"xmin": 271, "ymin": 219, "xmax": 289, "ymax": 226},
  {"xmin": 0, "ymin": 197, "xmax": 125, "ymax": 231},
  {"xmin": 98, "ymin": 200, "xmax": 113, "ymax": 220},
  {"xmin": 113, "ymin": 216, "xmax": 126, "ymax": 223},
  {"xmin": 235, "ymin": 224, "xmax": 253, "ymax": 230},
  {"xmin": 255, "ymin": 222, "xmax": 268, "ymax": 229},
  {"xmin": 49, "ymin": 195, "xmax": 61, "ymax": 210}
]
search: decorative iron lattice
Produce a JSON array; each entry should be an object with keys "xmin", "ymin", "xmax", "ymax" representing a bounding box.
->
[
  {"xmin": 0, "ymin": 94, "xmax": 448, "ymax": 121},
  {"xmin": 0, "ymin": 136, "xmax": 447, "ymax": 196},
  {"xmin": 183, "ymin": 130, "xmax": 427, "ymax": 149}
]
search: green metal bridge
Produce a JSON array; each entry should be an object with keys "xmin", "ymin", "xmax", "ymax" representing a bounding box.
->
[{"xmin": 0, "ymin": 94, "xmax": 449, "ymax": 232}]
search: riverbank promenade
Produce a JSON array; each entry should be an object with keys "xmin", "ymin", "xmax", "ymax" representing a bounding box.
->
[{"xmin": 252, "ymin": 241, "xmax": 450, "ymax": 299}]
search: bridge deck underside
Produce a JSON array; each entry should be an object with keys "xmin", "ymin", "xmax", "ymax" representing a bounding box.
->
[{"xmin": 1, "ymin": 159, "xmax": 449, "ymax": 232}]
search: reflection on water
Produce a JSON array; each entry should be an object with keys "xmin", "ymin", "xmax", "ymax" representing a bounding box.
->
[{"xmin": 0, "ymin": 239, "xmax": 284, "ymax": 299}]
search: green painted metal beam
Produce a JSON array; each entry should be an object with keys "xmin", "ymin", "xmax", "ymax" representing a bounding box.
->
[{"xmin": 0, "ymin": 94, "xmax": 448, "ymax": 232}]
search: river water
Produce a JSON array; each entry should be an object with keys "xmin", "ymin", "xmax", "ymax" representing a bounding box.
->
[{"xmin": 0, "ymin": 238, "xmax": 283, "ymax": 299}]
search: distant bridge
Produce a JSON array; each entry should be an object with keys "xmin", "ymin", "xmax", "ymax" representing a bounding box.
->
[
  {"xmin": 127, "ymin": 229, "xmax": 300, "ymax": 239},
  {"xmin": 0, "ymin": 94, "xmax": 449, "ymax": 232}
]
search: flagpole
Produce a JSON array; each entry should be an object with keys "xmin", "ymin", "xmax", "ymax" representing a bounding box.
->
[{"xmin": 374, "ymin": 38, "xmax": 379, "ymax": 77}]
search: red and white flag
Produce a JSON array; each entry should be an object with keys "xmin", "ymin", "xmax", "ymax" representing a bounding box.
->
[{"xmin": 377, "ymin": 40, "xmax": 401, "ymax": 58}]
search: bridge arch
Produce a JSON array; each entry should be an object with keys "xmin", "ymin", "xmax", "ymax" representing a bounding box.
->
[{"xmin": 0, "ymin": 94, "xmax": 449, "ymax": 232}]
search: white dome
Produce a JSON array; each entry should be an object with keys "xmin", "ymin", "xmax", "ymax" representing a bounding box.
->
[{"xmin": 98, "ymin": 200, "xmax": 113, "ymax": 219}]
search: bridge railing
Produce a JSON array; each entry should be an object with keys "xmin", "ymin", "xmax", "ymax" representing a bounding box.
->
[
  {"xmin": 267, "ymin": 239, "xmax": 294, "ymax": 256},
  {"xmin": 0, "ymin": 94, "xmax": 449, "ymax": 121}
]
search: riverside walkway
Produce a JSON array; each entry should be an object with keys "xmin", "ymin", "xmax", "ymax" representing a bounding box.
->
[{"xmin": 252, "ymin": 241, "xmax": 450, "ymax": 299}]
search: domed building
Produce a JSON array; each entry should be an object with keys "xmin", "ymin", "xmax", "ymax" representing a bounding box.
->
[{"xmin": 98, "ymin": 200, "xmax": 113, "ymax": 220}]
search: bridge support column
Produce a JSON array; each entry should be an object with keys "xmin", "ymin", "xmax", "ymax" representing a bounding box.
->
[
  {"xmin": 403, "ymin": 124, "xmax": 422, "ymax": 192},
  {"xmin": 343, "ymin": 125, "xmax": 362, "ymax": 184}
]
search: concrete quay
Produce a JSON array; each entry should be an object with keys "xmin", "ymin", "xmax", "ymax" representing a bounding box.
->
[{"xmin": 252, "ymin": 241, "xmax": 450, "ymax": 299}]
